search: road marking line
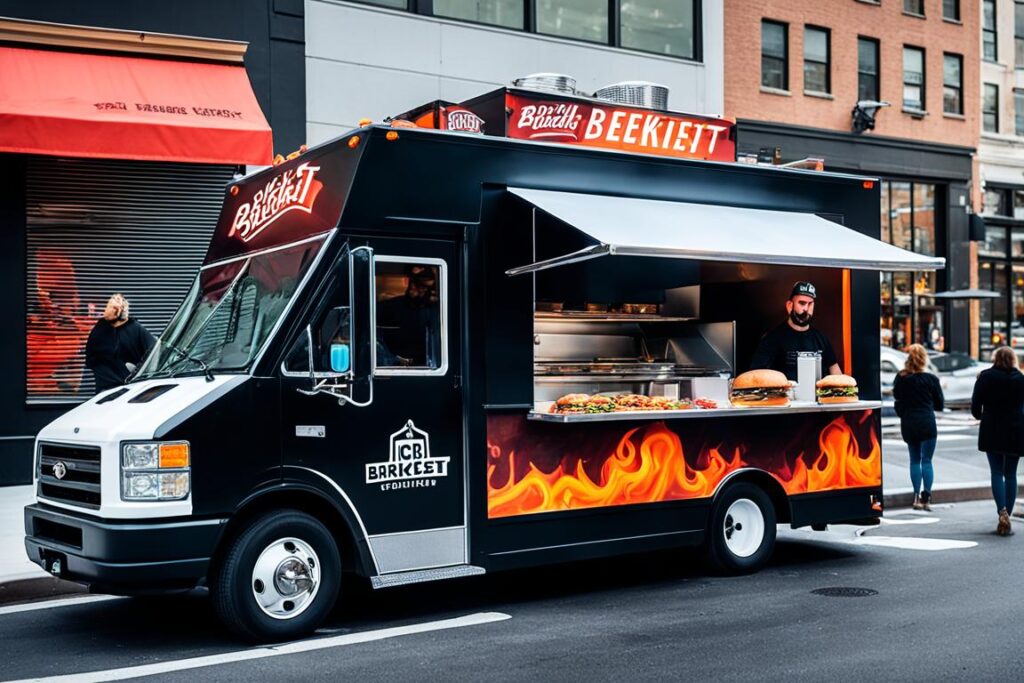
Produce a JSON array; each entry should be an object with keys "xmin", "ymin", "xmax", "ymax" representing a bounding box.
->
[
  {"xmin": 6, "ymin": 611, "xmax": 511, "ymax": 683},
  {"xmin": 936, "ymin": 434, "xmax": 974, "ymax": 442},
  {"xmin": 879, "ymin": 517, "xmax": 941, "ymax": 526},
  {"xmin": 0, "ymin": 595, "xmax": 122, "ymax": 617},
  {"xmin": 850, "ymin": 536, "xmax": 977, "ymax": 551}
]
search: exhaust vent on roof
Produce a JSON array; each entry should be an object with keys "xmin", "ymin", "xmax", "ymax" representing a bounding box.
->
[
  {"xmin": 511, "ymin": 73, "xmax": 577, "ymax": 95},
  {"xmin": 593, "ymin": 81, "xmax": 669, "ymax": 110}
]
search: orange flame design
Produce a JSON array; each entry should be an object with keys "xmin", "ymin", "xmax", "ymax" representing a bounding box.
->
[{"xmin": 487, "ymin": 414, "xmax": 881, "ymax": 519}]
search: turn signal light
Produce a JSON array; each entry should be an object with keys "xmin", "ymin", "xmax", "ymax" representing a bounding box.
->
[
  {"xmin": 159, "ymin": 443, "xmax": 190, "ymax": 468},
  {"xmin": 348, "ymin": 136, "xmax": 361, "ymax": 149},
  {"xmin": 863, "ymin": 180, "xmax": 875, "ymax": 189},
  {"xmin": 230, "ymin": 185, "xmax": 239, "ymax": 196},
  {"xmin": 386, "ymin": 131, "xmax": 399, "ymax": 141},
  {"xmin": 359, "ymin": 118, "xmax": 372, "ymax": 126}
]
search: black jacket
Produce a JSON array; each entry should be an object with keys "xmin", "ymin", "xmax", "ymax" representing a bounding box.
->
[
  {"xmin": 893, "ymin": 371, "xmax": 944, "ymax": 443},
  {"xmin": 84, "ymin": 318, "xmax": 155, "ymax": 392},
  {"xmin": 971, "ymin": 367, "xmax": 1024, "ymax": 455}
]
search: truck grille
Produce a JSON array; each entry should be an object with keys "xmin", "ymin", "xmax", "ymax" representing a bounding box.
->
[{"xmin": 38, "ymin": 442, "xmax": 101, "ymax": 509}]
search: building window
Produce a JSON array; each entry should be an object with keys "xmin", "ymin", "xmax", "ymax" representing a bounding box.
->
[
  {"xmin": 942, "ymin": 54, "xmax": 963, "ymax": 114},
  {"xmin": 984, "ymin": 0, "xmax": 998, "ymax": 61},
  {"xmin": 984, "ymin": 83, "xmax": 1000, "ymax": 132},
  {"xmin": 858, "ymin": 38, "xmax": 880, "ymax": 102},
  {"xmin": 903, "ymin": 46, "xmax": 925, "ymax": 111},
  {"xmin": 943, "ymin": 0, "xmax": 960, "ymax": 21},
  {"xmin": 621, "ymin": 0, "xmax": 698, "ymax": 59},
  {"xmin": 362, "ymin": 1, "xmax": 700, "ymax": 59},
  {"xmin": 904, "ymin": 0, "xmax": 924, "ymax": 15},
  {"xmin": 433, "ymin": 0, "xmax": 525, "ymax": 29},
  {"xmin": 1016, "ymin": 1, "xmax": 1024, "ymax": 67},
  {"xmin": 537, "ymin": 0, "xmax": 608, "ymax": 43},
  {"xmin": 761, "ymin": 21, "xmax": 788, "ymax": 90},
  {"xmin": 1016, "ymin": 90, "xmax": 1024, "ymax": 135},
  {"xmin": 803, "ymin": 26, "xmax": 830, "ymax": 94},
  {"xmin": 879, "ymin": 180, "xmax": 943, "ymax": 350}
]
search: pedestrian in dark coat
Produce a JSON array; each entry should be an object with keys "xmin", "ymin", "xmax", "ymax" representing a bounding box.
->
[
  {"xmin": 970, "ymin": 346, "xmax": 1024, "ymax": 536},
  {"xmin": 84, "ymin": 294, "xmax": 155, "ymax": 393},
  {"xmin": 893, "ymin": 344, "xmax": 944, "ymax": 511}
]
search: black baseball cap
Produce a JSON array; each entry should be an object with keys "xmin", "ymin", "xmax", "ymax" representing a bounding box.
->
[{"xmin": 790, "ymin": 281, "xmax": 817, "ymax": 299}]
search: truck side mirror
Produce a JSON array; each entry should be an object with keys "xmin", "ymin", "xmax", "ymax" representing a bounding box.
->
[{"xmin": 349, "ymin": 246, "xmax": 375, "ymax": 406}]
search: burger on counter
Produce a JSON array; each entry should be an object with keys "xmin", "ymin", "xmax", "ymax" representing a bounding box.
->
[
  {"xmin": 816, "ymin": 374, "xmax": 859, "ymax": 404},
  {"xmin": 729, "ymin": 369, "xmax": 791, "ymax": 407}
]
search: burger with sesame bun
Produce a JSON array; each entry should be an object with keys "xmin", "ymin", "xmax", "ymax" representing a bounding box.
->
[
  {"xmin": 816, "ymin": 374, "xmax": 859, "ymax": 404},
  {"xmin": 730, "ymin": 369, "xmax": 791, "ymax": 408}
]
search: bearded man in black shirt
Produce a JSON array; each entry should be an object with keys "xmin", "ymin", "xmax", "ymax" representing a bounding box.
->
[{"xmin": 749, "ymin": 281, "xmax": 841, "ymax": 381}]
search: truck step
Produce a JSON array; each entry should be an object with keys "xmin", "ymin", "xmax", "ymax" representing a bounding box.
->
[{"xmin": 370, "ymin": 564, "xmax": 486, "ymax": 589}]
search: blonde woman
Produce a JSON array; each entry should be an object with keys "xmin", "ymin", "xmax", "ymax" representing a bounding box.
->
[
  {"xmin": 892, "ymin": 344, "xmax": 944, "ymax": 511},
  {"xmin": 970, "ymin": 347, "xmax": 1024, "ymax": 536},
  {"xmin": 84, "ymin": 293, "xmax": 155, "ymax": 393}
]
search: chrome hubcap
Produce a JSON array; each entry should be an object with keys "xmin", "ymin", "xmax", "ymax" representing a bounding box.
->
[
  {"xmin": 252, "ymin": 537, "xmax": 320, "ymax": 619},
  {"xmin": 723, "ymin": 499, "xmax": 766, "ymax": 558}
]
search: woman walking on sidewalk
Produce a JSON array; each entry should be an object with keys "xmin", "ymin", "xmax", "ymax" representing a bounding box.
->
[
  {"xmin": 893, "ymin": 344, "xmax": 944, "ymax": 511},
  {"xmin": 970, "ymin": 346, "xmax": 1024, "ymax": 536}
]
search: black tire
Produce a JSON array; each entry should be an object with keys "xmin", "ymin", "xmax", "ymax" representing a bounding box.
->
[
  {"xmin": 705, "ymin": 482, "xmax": 777, "ymax": 575},
  {"xmin": 211, "ymin": 510, "xmax": 341, "ymax": 642}
]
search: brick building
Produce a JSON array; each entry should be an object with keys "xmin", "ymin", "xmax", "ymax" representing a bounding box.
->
[
  {"xmin": 724, "ymin": 0, "xmax": 980, "ymax": 357},
  {"xmin": 976, "ymin": 0, "xmax": 1024, "ymax": 360}
]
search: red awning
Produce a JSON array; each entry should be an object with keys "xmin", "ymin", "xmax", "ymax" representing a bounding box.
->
[{"xmin": 0, "ymin": 46, "xmax": 273, "ymax": 165}]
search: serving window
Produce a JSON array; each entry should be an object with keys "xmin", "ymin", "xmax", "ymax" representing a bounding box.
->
[{"xmin": 374, "ymin": 256, "xmax": 447, "ymax": 375}]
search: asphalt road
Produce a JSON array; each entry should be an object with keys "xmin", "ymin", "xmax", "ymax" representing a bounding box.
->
[{"xmin": 1, "ymin": 500, "xmax": 1021, "ymax": 682}]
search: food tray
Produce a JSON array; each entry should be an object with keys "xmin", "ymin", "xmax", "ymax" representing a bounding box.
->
[{"xmin": 528, "ymin": 400, "xmax": 882, "ymax": 423}]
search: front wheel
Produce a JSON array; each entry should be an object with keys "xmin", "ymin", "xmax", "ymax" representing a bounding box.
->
[
  {"xmin": 211, "ymin": 510, "xmax": 341, "ymax": 642},
  {"xmin": 705, "ymin": 482, "xmax": 777, "ymax": 575}
]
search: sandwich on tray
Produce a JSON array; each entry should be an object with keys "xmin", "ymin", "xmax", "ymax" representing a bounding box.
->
[{"xmin": 730, "ymin": 369, "xmax": 791, "ymax": 408}]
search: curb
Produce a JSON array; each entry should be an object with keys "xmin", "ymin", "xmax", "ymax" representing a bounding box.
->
[
  {"xmin": 884, "ymin": 484, "xmax": 992, "ymax": 509},
  {"xmin": 0, "ymin": 576, "xmax": 87, "ymax": 607}
]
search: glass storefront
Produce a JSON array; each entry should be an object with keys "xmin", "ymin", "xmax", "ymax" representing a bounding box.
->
[
  {"xmin": 978, "ymin": 223, "xmax": 1024, "ymax": 360},
  {"xmin": 879, "ymin": 179, "xmax": 941, "ymax": 350}
]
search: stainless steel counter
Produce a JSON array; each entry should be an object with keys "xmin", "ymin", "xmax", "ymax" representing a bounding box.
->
[{"xmin": 528, "ymin": 400, "xmax": 882, "ymax": 423}]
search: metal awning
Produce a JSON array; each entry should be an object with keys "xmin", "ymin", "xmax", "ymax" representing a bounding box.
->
[
  {"xmin": 505, "ymin": 187, "xmax": 946, "ymax": 275},
  {"xmin": 930, "ymin": 289, "xmax": 1001, "ymax": 299}
]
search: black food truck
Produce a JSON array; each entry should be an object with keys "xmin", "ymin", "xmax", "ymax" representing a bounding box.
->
[{"xmin": 25, "ymin": 82, "xmax": 943, "ymax": 641}]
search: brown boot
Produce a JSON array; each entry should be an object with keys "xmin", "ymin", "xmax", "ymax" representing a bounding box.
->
[{"xmin": 997, "ymin": 508, "xmax": 1012, "ymax": 536}]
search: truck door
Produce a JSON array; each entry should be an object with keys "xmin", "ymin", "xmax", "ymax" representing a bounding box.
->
[{"xmin": 280, "ymin": 237, "xmax": 465, "ymax": 576}]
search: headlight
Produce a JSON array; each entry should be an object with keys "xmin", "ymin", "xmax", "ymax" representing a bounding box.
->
[{"xmin": 120, "ymin": 441, "xmax": 190, "ymax": 501}]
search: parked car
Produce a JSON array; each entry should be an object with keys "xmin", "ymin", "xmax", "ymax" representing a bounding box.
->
[
  {"xmin": 927, "ymin": 350, "xmax": 990, "ymax": 406},
  {"xmin": 880, "ymin": 346, "xmax": 986, "ymax": 407}
]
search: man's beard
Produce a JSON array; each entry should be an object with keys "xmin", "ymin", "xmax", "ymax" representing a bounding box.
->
[{"xmin": 790, "ymin": 310, "xmax": 812, "ymax": 326}]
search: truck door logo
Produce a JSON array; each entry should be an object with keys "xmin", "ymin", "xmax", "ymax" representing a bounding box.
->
[{"xmin": 366, "ymin": 420, "xmax": 450, "ymax": 490}]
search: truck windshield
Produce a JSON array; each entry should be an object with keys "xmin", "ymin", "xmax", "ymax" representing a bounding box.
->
[{"xmin": 135, "ymin": 237, "xmax": 326, "ymax": 379}]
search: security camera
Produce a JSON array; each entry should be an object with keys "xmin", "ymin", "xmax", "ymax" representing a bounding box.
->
[{"xmin": 851, "ymin": 100, "xmax": 891, "ymax": 134}]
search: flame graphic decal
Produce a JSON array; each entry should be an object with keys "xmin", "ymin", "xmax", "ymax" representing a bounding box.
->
[{"xmin": 487, "ymin": 412, "xmax": 880, "ymax": 519}]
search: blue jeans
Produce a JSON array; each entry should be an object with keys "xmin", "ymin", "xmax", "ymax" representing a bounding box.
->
[
  {"xmin": 986, "ymin": 452, "xmax": 1021, "ymax": 512},
  {"xmin": 907, "ymin": 439, "xmax": 937, "ymax": 496}
]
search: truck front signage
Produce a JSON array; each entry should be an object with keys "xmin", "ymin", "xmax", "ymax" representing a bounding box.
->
[
  {"xmin": 228, "ymin": 161, "xmax": 323, "ymax": 243},
  {"xmin": 366, "ymin": 420, "xmax": 450, "ymax": 489}
]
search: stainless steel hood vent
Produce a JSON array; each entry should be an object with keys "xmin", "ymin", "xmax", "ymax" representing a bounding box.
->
[{"xmin": 593, "ymin": 81, "xmax": 669, "ymax": 110}]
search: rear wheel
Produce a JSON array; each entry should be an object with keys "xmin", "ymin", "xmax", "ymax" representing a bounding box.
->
[
  {"xmin": 705, "ymin": 482, "xmax": 776, "ymax": 574},
  {"xmin": 212, "ymin": 510, "xmax": 341, "ymax": 642}
]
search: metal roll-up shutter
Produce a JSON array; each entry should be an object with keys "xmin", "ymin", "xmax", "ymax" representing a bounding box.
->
[{"xmin": 26, "ymin": 157, "xmax": 235, "ymax": 404}]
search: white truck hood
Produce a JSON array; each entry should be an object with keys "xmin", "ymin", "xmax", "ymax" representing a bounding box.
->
[{"xmin": 41, "ymin": 375, "xmax": 248, "ymax": 444}]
